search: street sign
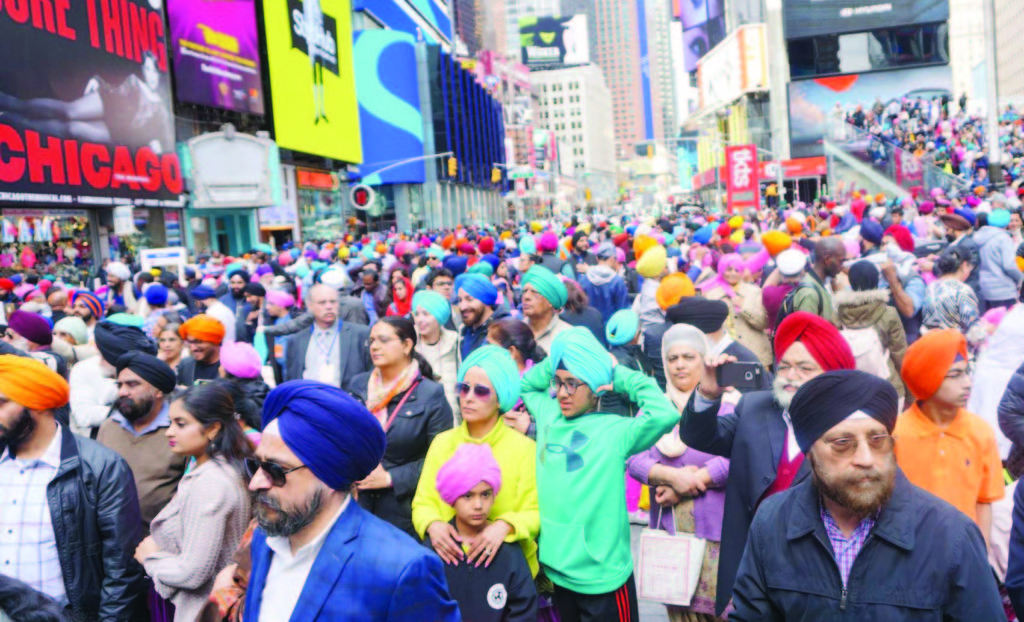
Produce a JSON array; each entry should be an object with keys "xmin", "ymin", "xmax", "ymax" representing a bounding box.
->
[{"xmin": 509, "ymin": 170, "xmax": 534, "ymax": 180}]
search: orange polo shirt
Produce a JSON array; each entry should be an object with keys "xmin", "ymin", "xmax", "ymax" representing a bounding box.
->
[{"xmin": 893, "ymin": 403, "xmax": 1004, "ymax": 524}]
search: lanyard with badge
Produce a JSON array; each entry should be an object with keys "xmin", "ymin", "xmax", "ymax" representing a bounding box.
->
[{"xmin": 313, "ymin": 324, "xmax": 340, "ymax": 384}]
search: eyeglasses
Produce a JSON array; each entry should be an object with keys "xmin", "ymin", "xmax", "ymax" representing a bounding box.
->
[
  {"xmin": 244, "ymin": 458, "xmax": 308, "ymax": 487},
  {"xmin": 822, "ymin": 434, "xmax": 894, "ymax": 457},
  {"xmin": 777, "ymin": 363, "xmax": 822, "ymax": 377},
  {"xmin": 456, "ymin": 382, "xmax": 493, "ymax": 400},
  {"xmin": 550, "ymin": 377, "xmax": 587, "ymax": 397}
]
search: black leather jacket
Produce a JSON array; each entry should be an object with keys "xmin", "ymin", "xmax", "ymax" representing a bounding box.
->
[{"xmin": 44, "ymin": 424, "xmax": 147, "ymax": 620}]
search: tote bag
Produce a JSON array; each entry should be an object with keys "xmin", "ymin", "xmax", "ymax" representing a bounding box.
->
[{"xmin": 636, "ymin": 505, "xmax": 706, "ymax": 607}]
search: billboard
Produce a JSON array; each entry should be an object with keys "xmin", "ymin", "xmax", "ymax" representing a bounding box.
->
[
  {"xmin": 637, "ymin": 0, "xmax": 655, "ymax": 140},
  {"xmin": 726, "ymin": 145, "xmax": 759, "ymax": 213},
  {"xmin": 0, "ymin": 0, "xmax": 183, "ymax": 205},
  {"xmin": 353, "ymin": 0, "xmax": 451, "ymax": 45},
  {"xmin": 784, "ymin": 0, "xmax": 949, "ymax": 40},
  {"xmin": 263, "ymin": 0, "xmax": 362, "ymax": 163},
  {"xmin": 788, "ymin": 65, "xmax": 953, "ymax": 158},
  {"xmin": 519, "ymin": 15, "xmax": 590, "ymax": 67},
  {"xmin": 353, "ymin": 31, "xmax": 425, "ymax": 185},
  {"xmin": 680, "ymin": 0, "xmax": 726, "ymax": 72},
  {"xmin": 697, "ymin": 24, "xmax": 767, "ymax": 112},
  {"xmin": 168, "ymin": 0, "xmax": 265, "ymax": 114}
]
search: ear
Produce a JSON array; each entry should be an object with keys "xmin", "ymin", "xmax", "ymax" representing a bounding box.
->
[{"xmin": 206, "ymin": 421, "xmax": 223, "ymax": 442}]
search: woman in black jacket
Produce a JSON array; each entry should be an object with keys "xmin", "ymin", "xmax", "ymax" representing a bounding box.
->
[{"xmin": 346, "ymin": 317, "xmax": 454, "ymax": 538}]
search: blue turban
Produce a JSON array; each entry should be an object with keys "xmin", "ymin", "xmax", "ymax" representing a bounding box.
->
[
  {"xmin": 519, "ymin": 235, "xmax": 537, "ymax": 256},
  {"xmin": 693, "ymin": 225, "xmax": 714, "ymax": 245},
  {"xmin": 549, "ymin": 327, "xmax": 614, "ymax": 394},
  {"xmin": 955, "ymin": 208, "xmax": 977, "ymax": 227},
  {"xmin": 467, "ymin": 261, "xmax": 494, "ymax": 277},
  {"xmin": 522, "ymin": 266, "xmax": 568, "ymax": 309},
  {"xmin": 455, "ymin": 274, "xmax": 498, "ymax": 306},
  {"xmin": 412, "ymin": 290, "xmax": 451, "ymax": 327},
  {"xmin": 191, "ymin": 285, "xmax": 216, "ymax": 300},
  {"xmin": 262, "ymin": 380, "xmax": 386, "ymax": 490},
  {"xmin": 458, "ymin": 346, "xmax": 521, "ymax": 413},
  {"xmin": 482, "ymin": 254, "xmax": 501, "ymax": 271},
  {"xmin": 444, "ymin": 255, "xmax": 469, "ymax": 277},
  {"xmin": 989, "ymin": 209, "xmax": 1011, "ymax": 228},
  {"xmin": 606, "ymin": 310, "xmax": 640, "ymax": 347}
]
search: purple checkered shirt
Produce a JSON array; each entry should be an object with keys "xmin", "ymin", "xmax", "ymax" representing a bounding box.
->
[{"xmin": 820, "ymin": 504, "xmax": 875, "ymax": 588}]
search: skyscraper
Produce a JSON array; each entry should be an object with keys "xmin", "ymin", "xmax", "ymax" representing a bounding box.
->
[{"xmin": 453, "ymin": 0, "xmax": 484, "ymax": 55}]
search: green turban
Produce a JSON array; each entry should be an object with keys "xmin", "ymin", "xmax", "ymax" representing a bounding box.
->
[
  {"xmin": 412, "ymin": 290, "xmax": 451, "ymax": 327},
  {"xmin": 467, "ymin": 261, "xmax": 494, "ymax": 277},
  {"xmin": 522, "ymin": 266, "xmax": 568, "ymax": 310},
  {"xmin": 606, "ymin": 310, "xmax": 639, "ymax": 347}
]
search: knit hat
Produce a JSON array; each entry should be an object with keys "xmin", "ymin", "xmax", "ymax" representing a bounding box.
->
[{"xmin": 901, "ymin": 328, "xmax": 968, "ymax": 401}]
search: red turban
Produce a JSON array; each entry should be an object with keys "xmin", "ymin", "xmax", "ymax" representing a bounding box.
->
[
  {"xmin": 884, "ymin": 225, "xmax": 915, "ymax": 253},
  {"xmin": 478, "ymin": 236, "xmax": 495, "ymax": 254},
  {"xmin": 851, "ymin": 199, "xmax": 867, "ymax": 223},
  {"xmin": 774, "ymin": 311, "xmax": 855, "ymax": 370}
]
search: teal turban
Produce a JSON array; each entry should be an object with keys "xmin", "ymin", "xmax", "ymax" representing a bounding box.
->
[
  {"xmin": 427, "ymin": 245, "xmax": 445, "ymax": 260},
  {"xmin": 606, "ymin": 310, "xmax": 640, "ymax": 347},
  {"xmin": 106, "ymin": 313, "xmax": 145, "ymax": 329},
  {"xmin": 224, "ymin": 262, "xmax": 245, "ymax": 277},
  {"xmin": 467, "ymin": 261, "xmax": 494, "ymax": 277},
  {"xmin": 458, "ymin": 345, "xmax": 521, "ymax": 413},
  {"xmin": 455, "ymin": 274, "xmax": 498, "ymax": 306},
  {"xmin": 549, "ymin": 327, "xmax": 613, "ymax": 394},
  {"xmin": 519, "ymin": 235, "xmax": 537, "ymax": 256},
  {"xmin": 523, "ymin": 266, "xmax": 568, "ymax": 310},
  {"xmin": 412, "ymin": 290, "xmax": 451, "ymax": 327}
]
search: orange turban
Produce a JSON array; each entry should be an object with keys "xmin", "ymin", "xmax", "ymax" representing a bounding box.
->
[
  {"xmin": 633, "ymin": 235, "xmax": 657, "ymax": 259},
  {"xmin": 0, "ymin": 355, "xmax": 69, "ymax": 410},
  {"xmin": 656, "ymin": 273, "xmax": 696, "ymax": 310},
  {"xmin": 785, "ymin": 217, "xmax": 803, "ymax": 234},
  {"xmin": 442, "ymin": 234, "xmax": 455, "ymax": 250},
  {"xmin": 179, "ymin": 315, "xmax": 226, "ymax": 345},
  {"xmin": 901, "ymin": 329, "xmax": 968, "ymax": 401},
  {"xmin": 761, "ymin": 231, "xmax": 792, "ymax": 257}
]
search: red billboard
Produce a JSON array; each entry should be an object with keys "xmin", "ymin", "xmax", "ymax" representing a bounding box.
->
[{"xmin": 725, "ymin": 144, "xmax": 759, "ymax": 213}]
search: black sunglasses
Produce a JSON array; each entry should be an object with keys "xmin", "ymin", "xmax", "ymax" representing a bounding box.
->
[
  {"xmin": 245, "ymin": 458, "xmax": 308, "ymax": 487},
  {"xmin": 456, "ymin": 382, "xmax": 493, "ymax": 400}
]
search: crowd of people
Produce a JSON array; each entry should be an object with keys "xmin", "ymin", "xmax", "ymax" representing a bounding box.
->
[{"xmin": 10, "ymin": 174, "xmax": 1024, "ymax": 621}]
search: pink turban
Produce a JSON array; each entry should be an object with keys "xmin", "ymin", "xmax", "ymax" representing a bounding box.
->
[
  {"xmin": 538, "ymin": 232, "xmax": 559, "ymax": 252},
  {"xmin": 220, "ymin": 342, "xmax": 262, "ymax": 379},
  {"xmin": 266, "ymin": 290, "xmax": 295, "ymax": 308},
  {"xmin": 436, "ymin": 443, "xmax": 502, "ymax": 506}
]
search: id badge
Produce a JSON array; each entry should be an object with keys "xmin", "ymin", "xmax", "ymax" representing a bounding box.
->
[
  {"xmin": 274, "ymin": 344, "xmax": 284, "ymax": 359},
  {"xmin": 319, "ymin": 364, "xmax": 336, "ymax": 384}
]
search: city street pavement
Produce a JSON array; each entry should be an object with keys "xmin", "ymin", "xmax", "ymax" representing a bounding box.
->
[{"xmin": 631, "ymin": 524, "xmax": 670, "ymax": 622}]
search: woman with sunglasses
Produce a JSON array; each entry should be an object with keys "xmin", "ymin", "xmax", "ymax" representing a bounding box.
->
[
  {"xmin": 626, "ymin": 324, "xmax": 731, "ymax": 621},
  {"xmin": 133, "ymin": 381, "xmax": 253, "ymax": 622},
  {"xmin": 346, "ymin": 317, "xmax": 453, "ymax": 537},
  {"xmin": 412, "ymin": 290, "xmax": 460, "ymax": 418},
  {"xmin": 412, "ymin": 345, "xmax": 540, "ymax": 576}
]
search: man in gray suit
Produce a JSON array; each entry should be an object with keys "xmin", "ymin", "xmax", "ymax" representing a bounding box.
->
[{"xmin": 283, "ymin": 284, "xmax": 372, "ymax": 390}]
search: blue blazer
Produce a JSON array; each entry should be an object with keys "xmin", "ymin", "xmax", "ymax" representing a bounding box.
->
[{"xmin": 244, "ymin": 499, "xmax": 460, "ymax": 622}]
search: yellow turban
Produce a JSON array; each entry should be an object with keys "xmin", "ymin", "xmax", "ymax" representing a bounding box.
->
[
  {"xmin": 637, "ymin": 245, "xmax": 667, "ymax": 278},
  {"xmin": 656, "ymin": 273, "xmax": 696, "ymax": 309},
  {"xmin": 634, "ymin": 235, "xmax": 658, "ymax": 260},
  {"xmin": 530, "ymin": 221, "xmax": 543, "ymax": 233},
  {"xmin": 728, "ymin": 216, "xmax": 743, "ymax": 230},
  {"xmin": 762, "ymin": 231, "xmax": 792, "ymax": 257},
  {"xmin": 730, "ymin": 230, "xmax": 745, "ymax": 244},
  {"xmin": 500, "ymin": 230, "xmax": 513, "ymax": 240},
  {"xmin": 0, "ymin": 355, "xmax": 70, "ymax": 410}
]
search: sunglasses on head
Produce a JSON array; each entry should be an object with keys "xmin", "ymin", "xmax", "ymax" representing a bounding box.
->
[
  {"xmin": 455, "ymin": 382, "xmax": 493, "ymax": 400},
  {"xmin": 244, "ymin": 458, "xmax": 308, "ymax": 487}
]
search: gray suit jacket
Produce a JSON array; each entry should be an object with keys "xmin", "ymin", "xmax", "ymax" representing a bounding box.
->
[{"xmin": 283, "ymin": 321, "xmax": 372, "ymax": 389}]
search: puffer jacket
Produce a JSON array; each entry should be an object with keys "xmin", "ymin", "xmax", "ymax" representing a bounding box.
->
[
  {"xmin": 835, "ymin": 288, "xmax": 909, "ymax": 399},
  {"xmin": 972, "ymin": 226, "xmax": 1023, "ymax": 302}
]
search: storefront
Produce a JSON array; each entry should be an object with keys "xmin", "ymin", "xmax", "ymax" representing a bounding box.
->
[{"xmin": 296, "ymin": 168, "xmax": 359, "ymax": 242}]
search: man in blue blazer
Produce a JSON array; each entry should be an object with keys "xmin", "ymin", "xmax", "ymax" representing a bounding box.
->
[{"xmin": 243, "ymin": 380, "xmax": 460, "ymax": 622}]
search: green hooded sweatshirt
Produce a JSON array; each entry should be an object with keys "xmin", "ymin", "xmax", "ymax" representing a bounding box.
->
[{"xmin": 521, "ymin": 358, "xmax": 679, "ymax": 594}]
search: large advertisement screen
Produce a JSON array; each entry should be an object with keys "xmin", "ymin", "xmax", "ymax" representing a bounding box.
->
[
  {"xmin": 263, "ymin": 0, "xmax": 362, "ymax": 163},
  {"xmin": 353, "ymin": 31, "xmax": 424, "ymax": 185},
  {"xmin": 784, "ymin": 0, "xmax": 949, "ymax": 40},
  {"xmin": 0, "ymin": 0, "xmax": 183, "ymax": 205},
  {"xmin": 788, "ymin": 65, "xmax": 953, "ymax": 158},
  {"xmin": 519, "ymin": 15, "xmax": 590, "ymax": 67},
  {"xmin": 679, "ymin": 0, "xmax": 726, "ymax": 72},
  {"xmin": 168, "ymin": 0, "xmax": 265, "ymax": 114}
]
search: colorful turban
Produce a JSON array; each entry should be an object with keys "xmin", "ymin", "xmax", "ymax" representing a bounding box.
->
[
  {"xmin": 412, "ymin": 290, "xmax": 452, "ymax": 327},
  {"xmin": 634, "ymin": 235, "xmax": 658, "ymax": 259},
  {"xmin": 443, "ymin": 255, "xmax": 469, "ymax": 277},
  {"xmin": 95, "ymin": 322, "xmax": 157, "ymax": 365},
  {"xmin": 901, "ymin": 328, "xmax": 968, "ymax": 401},
  {"xmin": 990, "ymin": 209, "xmax": 1011, "ymax": 229},
  {"xmin": 860, "ymin": 220, "xmax": 884, "ymax": 246},
  {"xmin": 519, "ymin": 235, "xmax": 538, "ymax": 256},
  {"xmin": 266, "ymin": 290, "xmax": 295, "ymax": 308},
  {"xmin": 179, "ymin": 315, "xmax": 226, "ymax": 345},
  {"xmin": 883, "ymin": 225, "xmax": 915, "ymax": 253},
  {"xmin": 549, "ymin": 327, "xmax": 613, "ymax": 394},
  {"xmin": 53, "ymin": 317, "xmax": 88, "ymax": 346},
  {"xmin": 789, "ymin": 370, "xmax": 899, "ymax": 453},
  {"xmin": 455, "ymin": 274, "xmax": 498, "ymax": 306},
  {"xmin": 0, "ymin": 355, "xmax": 69, "ymax": 410},
  {"xmin": 761, "ymin": 231, "xmax": 792, "ymax": 257},
  {"xmin": 467, "ymin": 261, "xmax": 494, "ymax": 277},
  {"xmin": 71, "ymin": 291, "xmax": 105, "ymax": 319},
  {"xmin": 774, "ymin": 311, "xmax": 855, "ymax": 370},
  {"xmin": 221, "ymin": 342, "xmax": 262, "ymax": 379},
  {"xmin": 636, "ymin": 245, "xmax": 667, "ymax": 279},
  {"xmin": 106, "ymin": 261, "xmax": 131, "ymax": 281},
  {"xmin": 115, "ymin": 352, "xmax": 176, "ymax": 395},
  {"xmin": 478, "ymin": 236, "xmax": 495, "ymax": 254},
  {"xmin": 606, "ymin": 310, "xmax": 640, "ymax": 347},
  {"xmin": 190, "ymin": 285, "xmax": 216, "ymax": 301},
  {"xmin": 693, "ymin": 225, "xmax": 714, "ymax": 246},
  {"xmin": 458, "ymin": 345, "xmax": 521, "ymax": 413},
  {"xmin": 262, "ymin": 380, "xmax": 386, "ymax": 490},
  {"xmin": 436, "ymin": 443, "xmax": 503, "ymax": 506},
  {"xmin": 8, "ymin": 310, "xmax": 52, "ymax": 346},
  {"xmin": 522, "ymin": 266, "xmax": 568, "ymax": 310},
  {"xmin": 107, "ymin": 313, "xmax": 145, "ymax": 329},
  {"xmin": 656, "ymin": 273, "xmax": 696, "ymax": 310},
  {"xmin": 538, "ymin": 232, "xmax": 559, "ymax": 252},
  {"xmin": 145, "ymin": 284, "xmax": 169, "ymax": 306}
]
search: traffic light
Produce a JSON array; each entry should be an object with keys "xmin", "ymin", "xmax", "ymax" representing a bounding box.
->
[
  {"xmin": 491, "ymin": 167, "xmax": 501, "ymax": 183},
  {"xmin": 646, "ymin": 144, "xmax": 654, "ymax": 159},
  {"xmin": 350, "ymin": 184, "xmax": 375, "ymax": 210},
  {"xmin": 447, "ymin": 157, "xmax": 458, "ymax": 177}
]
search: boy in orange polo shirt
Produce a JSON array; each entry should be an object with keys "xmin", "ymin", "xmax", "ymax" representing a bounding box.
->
[{"xmin": 895, "ymin": 328, "xmax": 1004, "ymax": 546}]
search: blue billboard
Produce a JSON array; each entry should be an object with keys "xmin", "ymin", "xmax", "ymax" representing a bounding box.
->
[
  {"xmin": 353, "ymin": 0, "xmax": 451, "ymax": 45},
  {"xmin": 353, "ymin": 30, "xmax": 426, "ymax": 184},
  {"xmin": 636, "ymin": 0, "xmax": 655, "ymax": 141}
]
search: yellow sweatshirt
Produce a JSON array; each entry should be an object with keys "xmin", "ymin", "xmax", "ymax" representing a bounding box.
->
[{"xmin": 412, "ymin": 418, "xmax": 540, "ymax": 576}]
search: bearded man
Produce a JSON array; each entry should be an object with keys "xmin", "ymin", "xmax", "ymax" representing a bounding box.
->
[
  {"xmin": 730, "ymin": 370, "xmax": 1003, "ymax": 620},
  {"xmin": 97, "ymin": 352, "xmax": 186, "ymax": 533},
  {"xmin": 681, "ymin": 311, "xmax": 856, "ymax": 616}
]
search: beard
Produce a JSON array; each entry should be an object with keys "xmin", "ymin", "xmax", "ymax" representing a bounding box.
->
[
  {"xmin": 0, "ymin": 408, "xmax": 36, "ymax": 449},
  {"xmin": 810, "ymin": 452, "xmax": 896, "ymax": 518},
  {"xmin": 116, "ymin": 395, "xmax": 155, "ymax": 422},
  {"xmin": 772, "ymin": 375, "xmax": 800, "ymax": 410},
  {"xmin": 253, "ymin": 486, "xmax": 325, "ymax": 537}
]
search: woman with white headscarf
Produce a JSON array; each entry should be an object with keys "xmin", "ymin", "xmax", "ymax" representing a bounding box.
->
[{"xmin": 627, "ymin": 324, "xmax": 731, "ymax": 621}]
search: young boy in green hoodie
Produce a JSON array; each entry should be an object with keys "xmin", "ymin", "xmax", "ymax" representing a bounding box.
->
[{"xmin": 521, "ymin": 327, "xmax": 679, "ymax": 622}]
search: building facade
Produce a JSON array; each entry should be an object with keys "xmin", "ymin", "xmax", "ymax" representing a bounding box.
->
[{"xmin": 996, "ymin": 0, "xmax": 1024, "ymax": 99}]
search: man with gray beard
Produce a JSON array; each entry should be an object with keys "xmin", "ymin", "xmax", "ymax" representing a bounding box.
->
[
  {"xmin": 680, "ymin": 311, "xmax": 856, "ymax": 616},
  {"xmin": 730, "ymin": 370, "xmax": 1003, "ymax": 620}
]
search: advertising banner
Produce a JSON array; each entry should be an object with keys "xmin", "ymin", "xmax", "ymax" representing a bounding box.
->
[
  {"xmin": 168, "ymin": 0, "xmax": 264, "ymax": 114},
  {"xmin": 784, "ymin": 0, "xmax": 949, "ymax": 40},
  {"xmin": 0, "ymin": 0, "xmax": 183, "ymax": 205},
  {"xmin": 352, "ymin": 0, "xmax": 451, "ymax": 45},
  {"xmin": 263, "ymin": 0, "xmax": 361, "ymax": 163},
  {"xmin": 725, "ymin": 145, "xmax": 759, "ymax": 213},
  {"xmin": 519, "ymin": 15, "xmax": 590, "ymax": 67},
  {"xmin": 788, "ymin": 65, "xmax": 952, "ymax": 158},
  {"xmin": 697, "ymin": 24, "xmax": 767, "ymax": 113},
  {"xmin": 636, "ymin": 0, "xmax": 655, "ymax": 140},
  {"xmin": 680, "ymin": 0, "xmax": 725, "ymax": 72},
  {"xmin": 353, "ymin": 30, "xmax": 424, "ymax": 185}
]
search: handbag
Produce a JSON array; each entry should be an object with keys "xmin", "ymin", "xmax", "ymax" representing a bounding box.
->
[{"xmin": 636, "ymin": 503, "xmax": 707, "ymax": 607}]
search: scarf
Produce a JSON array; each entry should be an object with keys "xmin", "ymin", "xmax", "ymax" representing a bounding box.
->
[
  {"xmin": 366, "ymin": 361, "xmax": 420, "ymax": 426},
  {"xmin": 392, "ymin": 277, "xmax": 413, "ymax": 316}
]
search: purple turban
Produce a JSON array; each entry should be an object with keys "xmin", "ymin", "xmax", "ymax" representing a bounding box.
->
[
  {"xmin": 220, "ymin": 342, "xmax": 262, "ymax": 379},
  {"xmin": 436, "ymin": 443, "xmax": 502, "ymax": 505},
  {"xmin": 266, "ymin": 290, "xmax": 295, "ymax": 308}
]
